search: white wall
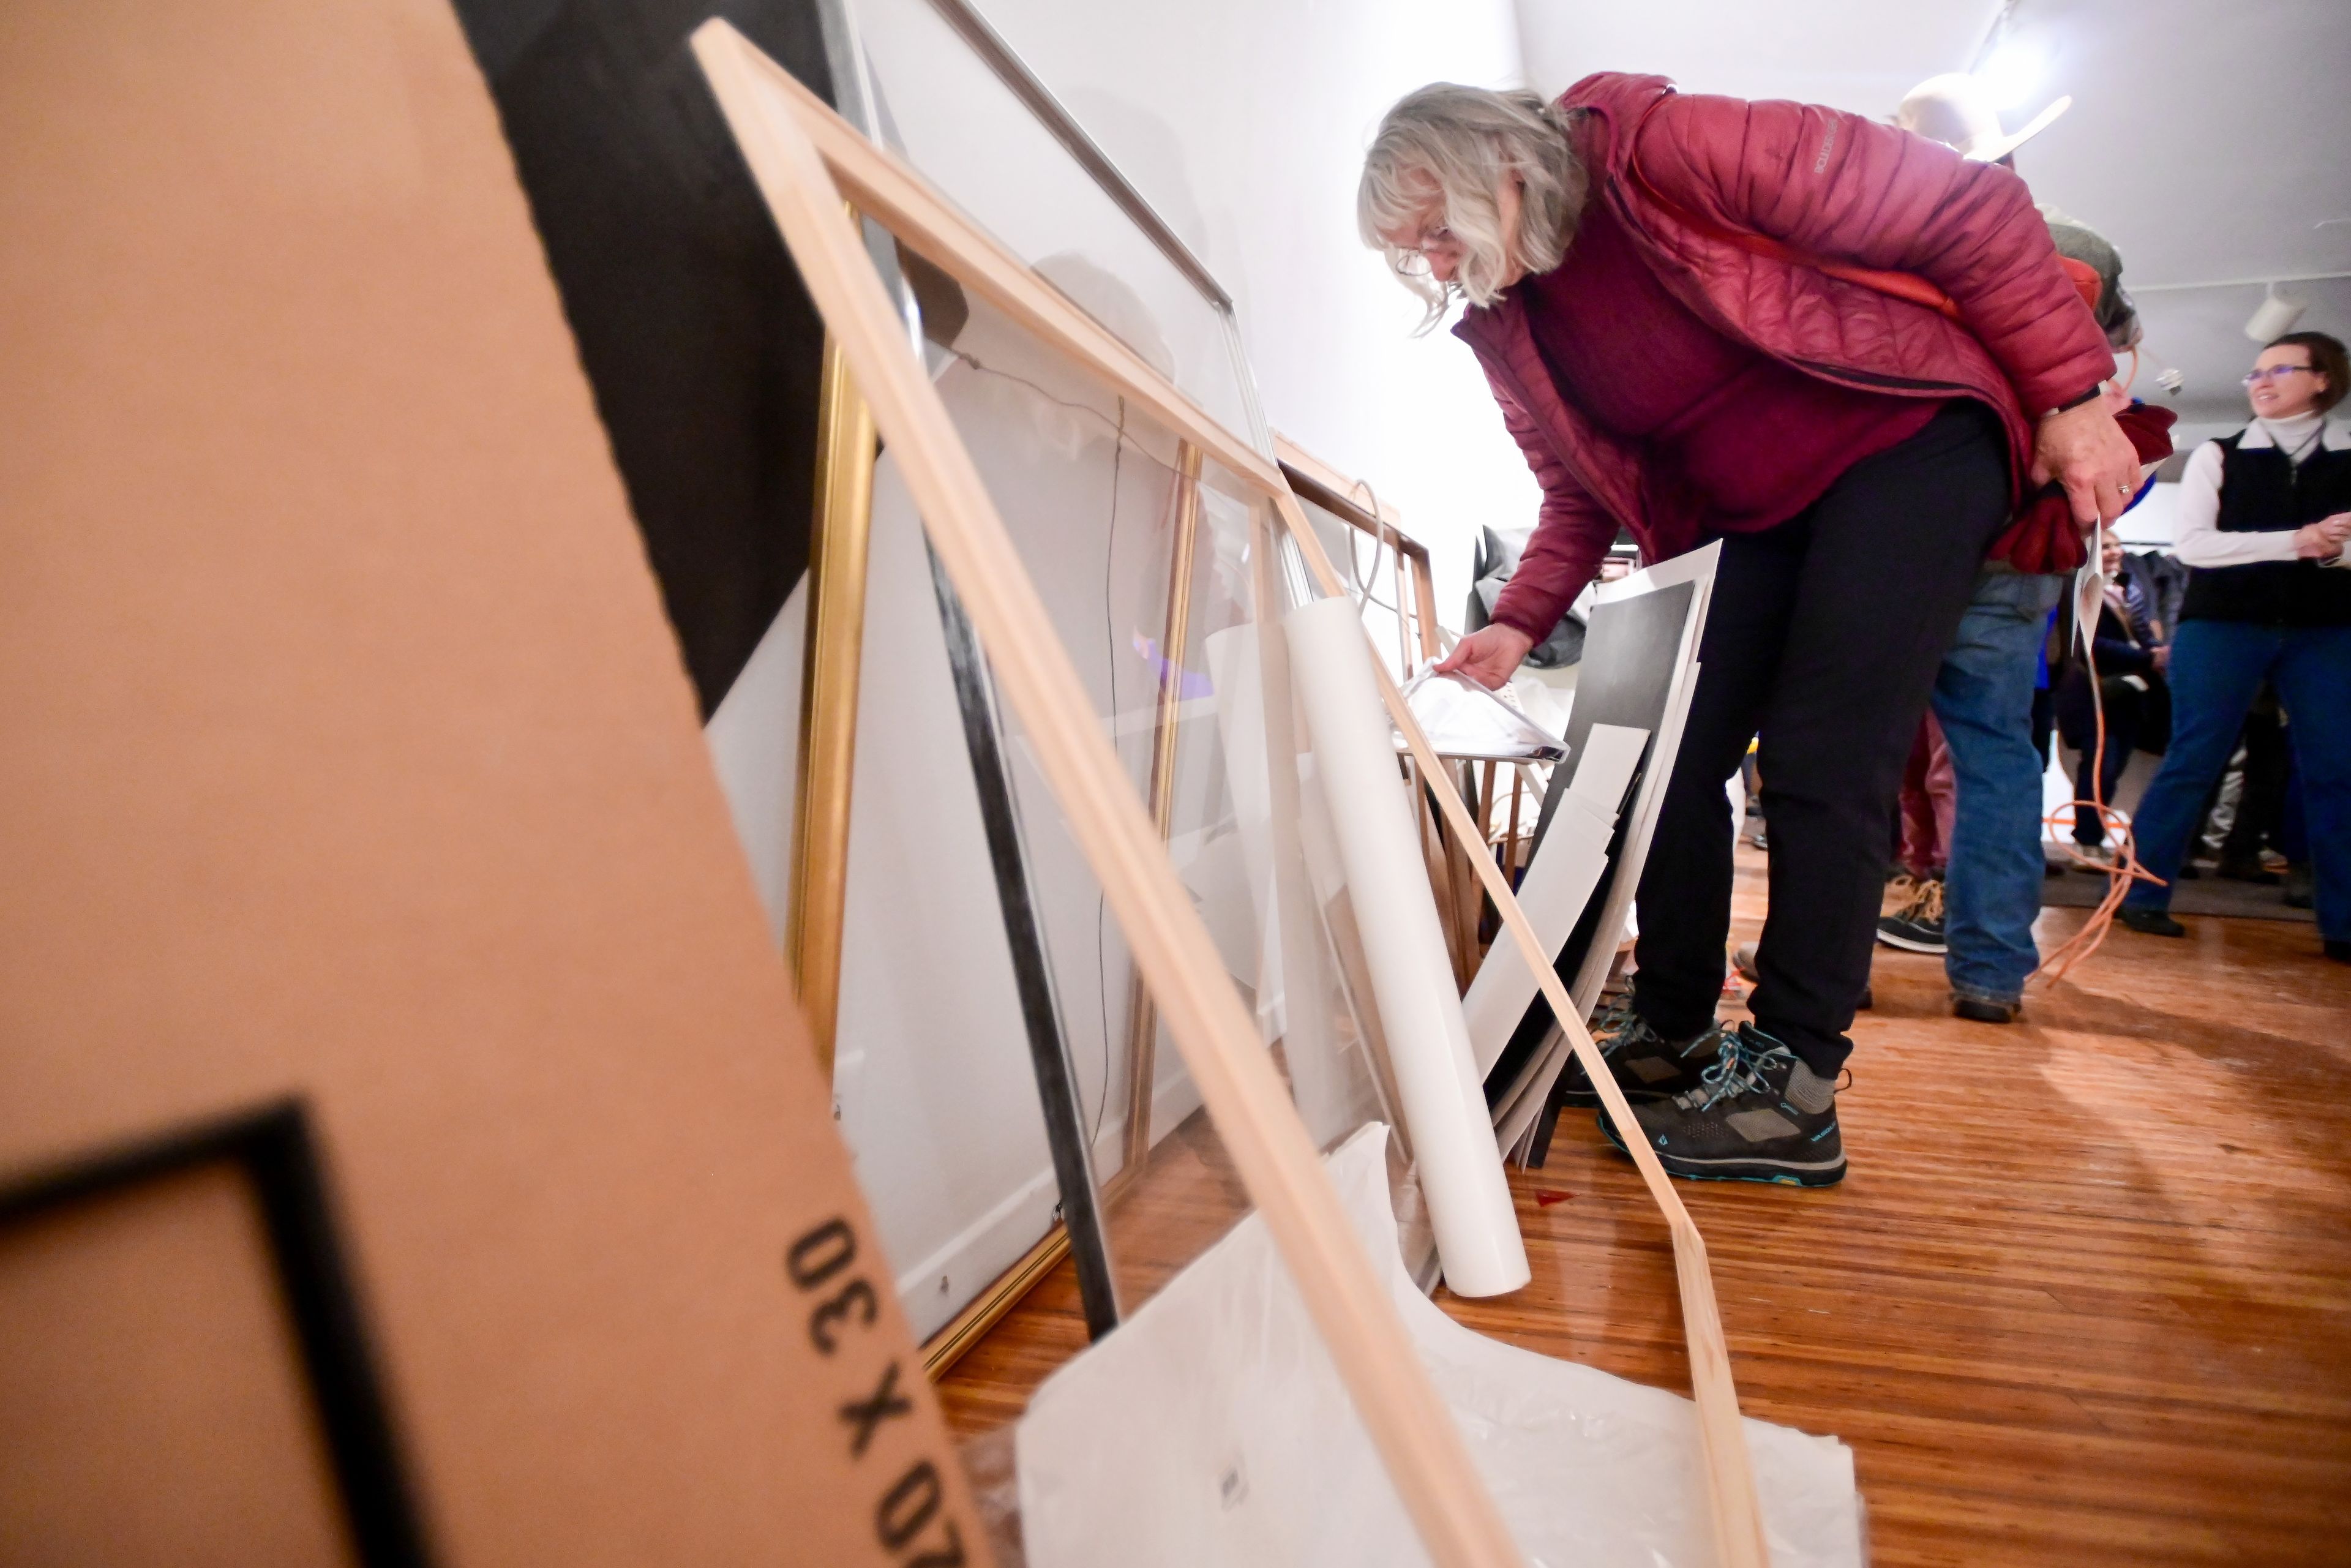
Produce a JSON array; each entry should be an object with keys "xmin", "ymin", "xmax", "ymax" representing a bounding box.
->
[
  {"xmin": 1515, "ymin": 0, "xmax": 1997, "ymax": 116},
  {"xmin": 2115, "ymin": 480, "xmax": 2178, "ymax": 548},
  {"xmin": 966, "ymin": 0, "xmax": 1541, "ymax": 627}
]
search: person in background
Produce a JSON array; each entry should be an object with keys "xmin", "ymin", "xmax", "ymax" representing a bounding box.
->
[
  {"xmin": 2032, "ymin": 606, "xmax": 2062, "ymax": 774},
  {"xmin": 1882, "ymin": 75, "xmax": 2158, "ymax": 1024},
  {"xmin": 1359, "ymin": 74, "xmax": 2139, "ymax": 1184},
  {"xmin": 2213, "ymin": 692, "xmax": 2293, "ymax": 883},
  {"xmin": 1879, "ymin": 714, "xmax": 1954, "ymax": 951},
  {"xmin": 2118, "ymin": 332, "xmax": 2351, "ymax": 962},
  {"xmin": 2055, "ymin": 527, "xmax": 2170, "ymax": 858}
]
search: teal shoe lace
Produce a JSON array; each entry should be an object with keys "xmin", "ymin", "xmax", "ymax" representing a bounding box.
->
[
  {"xmin": 1586, "ymin": 996, "xmax": 1639, "ymax": 1046},
  {"xmin": 1679, "ymin": 1030, "xmax": 1796, "ymax": 1112}
]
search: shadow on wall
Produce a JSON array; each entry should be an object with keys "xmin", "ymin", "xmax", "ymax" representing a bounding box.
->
[{"xmin": 1059, "ymin": 87, "xmax": 1250, "ymax": 340}]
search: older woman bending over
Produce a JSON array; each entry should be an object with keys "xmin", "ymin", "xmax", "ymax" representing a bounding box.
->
[{"xmin": 1361, "ymin": 78, "xmax": 2137, "ymax": 1184}]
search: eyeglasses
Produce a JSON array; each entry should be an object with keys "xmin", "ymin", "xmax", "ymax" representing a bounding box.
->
[
  {"xmin": 1390, "ymin": 222, "xmax": 1457, "ymax": 277},
  {"xmin": 1392, "ymin": 222, "xmax": 1448, "ymax": 271},
  {"xmin": 2244, "ymin": 364, "xmax": 2315, "ymax": 384}
]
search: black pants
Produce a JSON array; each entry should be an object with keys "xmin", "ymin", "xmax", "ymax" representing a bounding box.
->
[
  {"xmin": 2058, "ymin": 673, "xmax": 2164, "ymax": 846},
  {"xmin": 1632, "ymin": 403, "xmax": 2012, "ymax": 1075},
  {"xmin": 2222, "ymin": 702, "xmax": 2289, "ymax": 863}
]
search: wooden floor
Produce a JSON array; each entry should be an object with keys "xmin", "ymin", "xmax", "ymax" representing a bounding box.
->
[{"xmin": 939, "ymin": 848, "xmax": 2351, "ymax": 1565}]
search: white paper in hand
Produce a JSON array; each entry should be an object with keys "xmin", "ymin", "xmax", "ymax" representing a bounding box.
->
[{"xmin": 1397, "ymin": 667, "xmax": 1567, "ymax": 763}]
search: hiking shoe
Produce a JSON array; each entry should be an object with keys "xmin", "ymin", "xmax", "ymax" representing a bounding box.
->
[
  {"xmin": 1877, "ymin": 876, "xmax": 1947, "ymax": 953},
  {"xmin": 1555, "ymin": 1013, "xmax": 1725, "ymax": 1108},
  {"xmin": 1598, "ymin": 1024, "xmax": 1845, "ymax": 1186},
  {"xmin": 2119, "ymin": 906, "xmax": 2185, "ymax": 937},
  {"xmin": 1733, "ymin": 943, "xmax": 1870, "ymax": 1009},
  {"xmin": 1952, "ymin": 992, "xmax": 2019, "ymax": 1024}
]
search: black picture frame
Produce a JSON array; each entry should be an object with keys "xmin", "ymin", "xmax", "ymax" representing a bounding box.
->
[
  {"xmin": 1482, "ymin": 580, "xmax": 1697, "ymax": 1122},
  {"xmin": 0, "ymin": 1098, "xmax": 433, "ymax": 1568}
]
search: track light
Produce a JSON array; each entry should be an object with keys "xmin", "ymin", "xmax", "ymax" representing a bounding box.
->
[{"xmin": 2246, "ymin": 285, "xmax": 2306, "ymax": 343}]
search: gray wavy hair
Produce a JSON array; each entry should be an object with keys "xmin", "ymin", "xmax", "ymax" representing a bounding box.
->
[{"xmin": 1359, "ymin": 83, "xmax": 1587, "ymax": 332}]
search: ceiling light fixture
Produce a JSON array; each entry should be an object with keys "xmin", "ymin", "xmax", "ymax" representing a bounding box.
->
[
  {"xmin": 1972, "ymin": 40, "xmax": 2045, "ymax": 110},
  {"xmin": 2245, "ymin": 284, "xmax": 2307, "ymax": 343}
]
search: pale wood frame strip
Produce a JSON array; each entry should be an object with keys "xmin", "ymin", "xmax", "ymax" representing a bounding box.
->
[
  {"xmin": 1271, "ymin": 490, "xmax": 1768, "ymax": 1568},
  {"xmin": 697, "ymin": 24, "xmax": 1765, "ymax": 1564},
  {"xmin": 692, "ymin": 23, "xmax": 1523, "ymax": 1567}
]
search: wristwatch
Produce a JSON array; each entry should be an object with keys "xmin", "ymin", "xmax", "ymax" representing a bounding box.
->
[{"xmin": 2044, "ymin": 380, "xmax": 2110, "ymax": 417}]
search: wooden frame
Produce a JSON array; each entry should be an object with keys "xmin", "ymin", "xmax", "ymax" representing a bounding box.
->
[
  {"xmin": 789, "ymin": 331, "xmax": 880, "ymax": 1075},
  {"xmin": 1117, "ymin": 442, "xmax": 1205, "ymax": 1176},
  {"xmin": 1274, "ymin": 434, "xmax": 1442, "ymax": 669},
  {"xmin": 1276, "ymin": 444, "xmax": 1515, "ymax": 983},
  {"xmin": 807, "ymin": 0, "xmax": 1142, "ymax": 1373},
  {"xmin": 692, "ymin": 22, "xmax": 1766, "ymax": 1565}
]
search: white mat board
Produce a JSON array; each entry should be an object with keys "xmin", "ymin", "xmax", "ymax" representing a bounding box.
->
[{"xmin": 1016, "ymin": 1123, "xmax": 1864, "ymax": 1567}]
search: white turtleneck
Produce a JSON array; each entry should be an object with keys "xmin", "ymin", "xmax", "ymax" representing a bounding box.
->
[{"xmin": 2172, "ymin": 411, "xmax": 2349, "ymax": 568}]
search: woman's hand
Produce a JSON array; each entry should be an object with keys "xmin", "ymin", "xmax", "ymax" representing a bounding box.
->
[
  {"xmin": 1436, "ymin": 623, "xmax": 1536, "ymax": 689},
  {"xmin": 2294, "ymin": 513, "xmax": 2351, "ymax": 560},
  {"xmin": 2031, "ymin": 399, "xmax": 2144, "ymax": 528}
]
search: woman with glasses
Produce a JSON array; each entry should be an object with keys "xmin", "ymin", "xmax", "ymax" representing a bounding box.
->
[
  {"xmin": 2119, "ymin": 331, "xmax": 2351, "ymax": 962},
  {"xmin": 1357, "ymin": 79, "xmax": 2142, "ymax": 1185}
]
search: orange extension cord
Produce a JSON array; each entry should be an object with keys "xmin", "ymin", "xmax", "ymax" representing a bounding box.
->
[{"xmin": 2031, "ymin": 582, "xmax": 2166, "ymax": 986}]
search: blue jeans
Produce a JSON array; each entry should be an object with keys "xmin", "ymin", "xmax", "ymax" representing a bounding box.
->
[
  {"xmin": 1931, "ymin": 571, "xmax": 2067, "ymax": 1004},
  {"xmin": 2125, "ymin": 620, "xmax": 2351, "ymax": 940}
]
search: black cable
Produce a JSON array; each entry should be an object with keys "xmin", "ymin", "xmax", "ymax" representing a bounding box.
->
[{"xmin": 949, "ymin": 347, "xmax": 1130, "ymax": 440}]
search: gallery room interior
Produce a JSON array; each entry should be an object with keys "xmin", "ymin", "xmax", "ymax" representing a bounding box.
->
[{"xmin": 4, "ymin": 0, "xmax": 2347, "ymax": 1563}]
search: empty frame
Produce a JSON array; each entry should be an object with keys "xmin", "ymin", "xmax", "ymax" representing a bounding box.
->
[{"xmin": 691, "ymin": 22, "xmax": 1769, "ymax": 1564}]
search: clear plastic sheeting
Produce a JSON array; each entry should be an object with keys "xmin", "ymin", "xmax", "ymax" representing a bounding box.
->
[
  {"xmin": 852, "ymin": 0, "xmax": 1261, "ymax": 441},
  {"xmin": 1018, "ymin": 1124, "xmax": 1864, "ymax": 1567},
  {"xmin": 836, "ymin": 260, "xmax": 1421, "ymax": 1327},
  {"xmin": 1398, "ymin": 667, "xmax": 1568, "ymax": 763}
]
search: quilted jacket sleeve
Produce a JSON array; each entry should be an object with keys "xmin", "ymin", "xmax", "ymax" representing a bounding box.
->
[
  {"xmin": 1482, "ymin": 365, "xmax": 1616, "ymax": 642},
  {"xmin": 1632, "ymin": 91, "xmax": 2115, "ymax": 417}
]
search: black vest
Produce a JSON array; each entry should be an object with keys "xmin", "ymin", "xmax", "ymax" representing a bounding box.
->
[{"xmin": 2179, "ymin": 426, "xmax": 2351, "ymax": 627}]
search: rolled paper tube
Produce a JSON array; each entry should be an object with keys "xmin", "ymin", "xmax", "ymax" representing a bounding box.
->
[{"xmin": 1283, "ymin": 596, "xmax": 1529, "ymax": 1297}]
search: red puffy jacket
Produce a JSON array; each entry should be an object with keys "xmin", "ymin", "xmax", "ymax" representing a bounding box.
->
[{"xmin": 1462, "ymin": 73, "xmax": 2117, "ymax": 643}]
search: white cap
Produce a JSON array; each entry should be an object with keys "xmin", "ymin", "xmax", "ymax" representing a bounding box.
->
[{"xmin": 1896, "ymin": 73, "xmax": 2071, "ymax": 162}]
